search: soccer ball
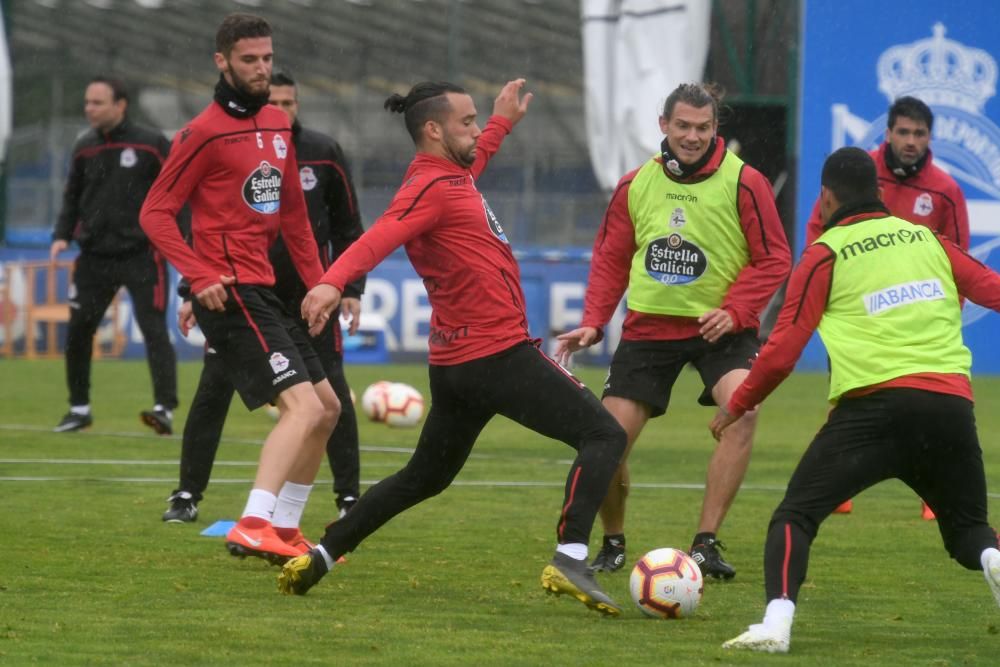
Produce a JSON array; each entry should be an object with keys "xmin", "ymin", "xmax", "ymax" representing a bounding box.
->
[
  {"xmin": 382, "ymin": 382, "xmax": 424, "ymax": 428},
  {"xmin": 361, "ymin": 381, "xmax": 394, "ymax": 422},
  {"xmin": 629, "ymin": 547, "xmax": 703, "ymax": 619},
  {"xmin": 361, "ymin": 382, "xmax": 425, "ymax": 427}
]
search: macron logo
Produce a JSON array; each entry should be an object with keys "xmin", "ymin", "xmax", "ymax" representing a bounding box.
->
[{"xmin": 863, "ymin": 279, "xmax": 946, "ymax": 316}]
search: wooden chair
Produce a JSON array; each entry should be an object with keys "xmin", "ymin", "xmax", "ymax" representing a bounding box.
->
[{"xmin": 6, "ymin": 259, "xmax": 125, "ymax": 359}]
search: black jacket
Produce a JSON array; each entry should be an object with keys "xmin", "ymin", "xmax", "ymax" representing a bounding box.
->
[
  {"xmin": 53, "ymin": 118, "xmax": 171, "ymax": 256},
  {"xmin": 269, "ymin": 122, "xmax": 366, "ymax": 305}
]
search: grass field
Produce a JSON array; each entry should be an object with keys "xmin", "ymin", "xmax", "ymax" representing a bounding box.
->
[{"xmin": 2, "ymin": 358, "xmax": 1000, "ymax": 665}]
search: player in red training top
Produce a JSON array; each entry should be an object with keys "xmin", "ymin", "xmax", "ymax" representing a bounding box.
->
[
  {"xmin": 714, "ymin": 147, "xmax": 1000, "ymax": 654},
  {"xmin": 805, "ymin": 96, "xmax": 969, "ymax": 519},
  {"xmin": 277, "ymin": 79, "xmax": 629, "ymax": 617},
  {"xmin": 140, "ymin": 13, "xmax": 339, "ymax": 565}
]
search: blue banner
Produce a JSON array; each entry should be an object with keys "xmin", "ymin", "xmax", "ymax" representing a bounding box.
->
[
  {"xmin": 0, "ymin": 248, "xmax": 616, "ymax": 366},
  {"xmin": 799, "ymin": 1, "xmax": 1000, "ymax": 372}
]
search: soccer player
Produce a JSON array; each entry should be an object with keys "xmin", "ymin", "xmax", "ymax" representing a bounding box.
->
[
  {"xmin": 806, "ymin": 96, "xmax": 969, "ymax": 520},
  {"xmin": 161, "ymin": 71, "xmax": 366, "ymax": 524},
  {"xmin": 51, "ymin": 76, "xmax": 178, "ymax": 435},
  {"xmin": 277, "ymin": 79, "xmax": 629, "ymax": 617},
  {"xmin": 555, "ymin": 82, "xmax": 791, "ymax": 578},
  {"xmin": 140, "ymin": 13, "xmax": 339, "ymax": 563},
  {"xmin": 715, "ymin": 147, "xmax": 1000, "ymax": 653}
]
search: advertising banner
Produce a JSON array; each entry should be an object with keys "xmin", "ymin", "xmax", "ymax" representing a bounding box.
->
[{"xmin": 799, "ymin": 2, "xmax": 1000, "ymax": 372}]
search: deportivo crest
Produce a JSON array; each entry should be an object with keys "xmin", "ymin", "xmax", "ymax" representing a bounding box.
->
[
  {"xmin": 913, "ymin": 192, "xmax": 934, "ymax": 216},
  {"xmin": 119, "ymin": 147, "xmax": 137, "ymax": 168},
  {"xmin": 273, "ymin": 134, "xmax": 288, "ymax": 159},
  {"xmin": 269, "ymin": 352, "xmax": 290, "ymax": 374},
  {"xmin": 299, "ymin": 166, "xmax": 317, "ymax": 191},
  {"xmin": 243, "ymin": 161, "xmax": 282, "ymax": 214},
  {"xmin": 645, "ymin": 233, "xmax": 708, "ymax": 285},
  {"xmin": 669, "ymin": 207, "xmax": 687, "ymax": 228},
  {"xmin": 483, "ymin": 196, "xmax": 509, "ymax": 243}
]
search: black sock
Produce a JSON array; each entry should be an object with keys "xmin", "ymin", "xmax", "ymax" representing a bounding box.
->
[
  {"xmin": 603, "ymin": 533, "xmax": 625, "ymax": 548},
  {"xmin": 692, "ymin": 532, "xmax": 716, "ymax": 549}
]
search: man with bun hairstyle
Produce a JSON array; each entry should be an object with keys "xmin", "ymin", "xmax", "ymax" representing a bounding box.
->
[
  {"xmin": 556, "ymin": 82, "xmax": 791, "ymax": 579},
  {"xmin": 278, "ymin": 78, "xmax": 629, "ymax": 617},
  {"xmin": 715, "ymin": 146, "xmax": 1000, "ymax": 653},
  {"xmin": 141, "ymin": 13, "xmax": 339, "ymax": 565}
]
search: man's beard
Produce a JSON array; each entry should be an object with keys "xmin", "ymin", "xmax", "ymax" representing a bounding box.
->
[
  {"xmin": 229, "ymin": 65, "xmax": 270, "ymax": 103},
  {"xmin": 445, "ymin": 138, "xmax": 476, "ymax": 168}
]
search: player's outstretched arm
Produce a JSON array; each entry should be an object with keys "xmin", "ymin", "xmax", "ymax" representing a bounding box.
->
[{"xmin": 492, "ymin": 78, "xmax": 533, "ymax": 127}]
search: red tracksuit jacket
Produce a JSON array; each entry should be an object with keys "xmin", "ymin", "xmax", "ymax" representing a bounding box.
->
[
  {"xmin": 319, "ymin": 115, "xmax": 532, "ymax": 365},
  {"xmin": 805, "ymin": 144, "xmax": 969, "ymax": 249},
  {"xmin": 140, "ymin": 102, "xmax": 322, "ymax": 295}
]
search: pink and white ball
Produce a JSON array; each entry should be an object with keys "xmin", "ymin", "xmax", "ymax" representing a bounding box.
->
[
  {"xmin": 629, "ymin": 547, "xmax": 703, "ymax": 619},
  {"xmin": 361, "ymin": 382, "xmax": 424, "ymax": 428}
]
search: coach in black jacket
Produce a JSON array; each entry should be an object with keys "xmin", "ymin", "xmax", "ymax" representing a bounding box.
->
[{"xmin": 51, "ymin": 76, "xmax": 178, "ymax": 435}]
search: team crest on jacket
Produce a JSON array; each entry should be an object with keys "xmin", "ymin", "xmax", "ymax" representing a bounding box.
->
[
  {"xmin": 482, "ymin": 196, "xmax": 508, "ymax": 243},
  {"xmin": 120, "ymin": 147, "xmax": 137, "ymax": 168},
  {"xmin": 645, "ymin": 233, "xmax": 707, "ymax": 285},
  {"xmin": 299, "ymin": 166, "xmax": 317, "ymax": 191},
  {"xmin": 243, "ymin": 161, "xmax": 282, "ymax": 214},
  {"xmin": 913, "ymin": 192, "xmax": 934, "ymax": 216},
  {"xmin": 273, "ymin": 134, "xmax": 288, "ymax": 159}
]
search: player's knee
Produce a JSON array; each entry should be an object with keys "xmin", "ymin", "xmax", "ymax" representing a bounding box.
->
[
  {"xmin": 320, "ymin": 394, "xmax": 341, "ymax": 434},
  {"xmin": 599, "ymin": 417, "xmax": 628, "ymax": 461}
]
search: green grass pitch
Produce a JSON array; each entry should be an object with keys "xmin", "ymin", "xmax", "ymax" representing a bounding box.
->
[{"xmin": 1, "ymin": 358, "xmax": 999, "ymax": 665}]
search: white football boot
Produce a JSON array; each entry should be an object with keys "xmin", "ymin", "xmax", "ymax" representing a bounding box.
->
[
  {"xmin": 723, "ymin": 620, "xmax": 791, "ymax": 654},
  {"xmin": 983, "ymin": 548, "xmax": 1000, "ymax": 608}
]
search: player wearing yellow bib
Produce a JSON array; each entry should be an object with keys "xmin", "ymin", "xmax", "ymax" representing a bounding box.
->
[
  {"xmin": 557, "ymin": 83, "xmax": 791, "ymax": 579},
  {"xmin": 713, "ymin": 147, "xmax": 1000, "ymax": 653}
]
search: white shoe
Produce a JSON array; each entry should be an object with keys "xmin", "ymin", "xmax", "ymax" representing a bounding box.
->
[
  {"xmin": 723, "ymin": 622, "xmax": 790, "ymax": 654},
  {"xmin": 984, "ymin": 551, "xmax": 1000, "ymax": 607}
]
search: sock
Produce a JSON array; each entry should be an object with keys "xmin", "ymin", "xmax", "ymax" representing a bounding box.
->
[
  {"xmin": 762, "ymin": 598, "xmax": 796, "ymax": 629},
  {"xmin": 273, "ymin": 482, "xmax": 313, "ymax": 529},
  {"xmin": 692, "ymin": 531, "xmax": 716, "ymax": 548},
  {"xmin": 556, "ymin": 542, "xmax": 588, "ymax": 560},
  {"xmin": 981, "ymin": 547, "xmax": 1000, "ymax": 570},
  {"xmin": 241, "ymin": 488, "xmax": 277, "ymax": 522},
  {"xmin": 604, "ymin": 533, "xmax": 625, "ymax": 548},
  {"xmin": 316, "ymin": 544, "xmax": 336, "ymax": 570},
  {"xmin": 153, "ymin": 404, "xmax": 173, "ymax": 419},
  {"xmin": 70, "ymin": 405, "xmax": 91, "ymax": 416}
]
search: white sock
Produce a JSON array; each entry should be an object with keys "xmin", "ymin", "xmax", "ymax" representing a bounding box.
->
[
  {"xmin": 981, "ymin": 547, "xmax": 1000, "ymax": 570},
  {"xmin": 242, "ymin": 488, "xmax": 278, "ymax": 521},
  {"xmin": 316, "ymin": 544, "xmax": 336, "ymax": 569},
  {"xmin": 153, "ymin": 404, "xmax": 173, "ymax": 419},
  {"xmin": 556, "ymin": 542, "xmax": 588, "ymax": 560},
  {"xmin": 763, "ymin": 598, "xmax": 796, "ymax": 629},
  {"xmin": 272, "ymin": 482, "xmax": 313, "ymax": 529},
  {"xmin": 70, "ymin": 405, "xmax": 91, "ymax": 416}
]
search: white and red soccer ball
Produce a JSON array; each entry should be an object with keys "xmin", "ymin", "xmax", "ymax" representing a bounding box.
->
[
  {"xmin": 361, "ymin": 381, "xmax": 424, "ymax": 428},
  {"xmin": 629, "ymin": 547, "xmax": 703, "ymax": 619}
]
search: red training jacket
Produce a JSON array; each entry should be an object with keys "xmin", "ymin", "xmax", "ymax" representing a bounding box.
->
[
  {"xmin": 728, "ymin": 208, "xmax": 1000, "ymax": 417},
  {"xmin": 320, "ymin": 115, "xmax": 532, "ymax": 365},
  {"xmin": 581, "ymin": 137, "xmax": 791, "ymax": 340},
  {"xmin": 140, "ymin": 102, "xmax": 323, "ymax": 295},
  {"xmin": 805, "ymin": 144, "xmax": 969, "ymax": 249}
]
